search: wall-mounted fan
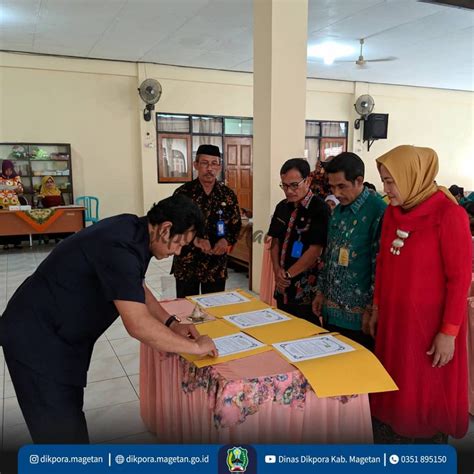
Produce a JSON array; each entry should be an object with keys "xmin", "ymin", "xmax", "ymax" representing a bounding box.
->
[
  {"xmin": 354, "ymin": 94, "xmax": 375, "ymax": 129},
  {"xmin": 338, "ymin": 39, "xmax": 397, "ymax": 68},
  {"xmin": 138, "ymin": 79, "xmax": 162, "ymax": 121}
]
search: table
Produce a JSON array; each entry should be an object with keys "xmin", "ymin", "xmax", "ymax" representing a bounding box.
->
[
  {"xmin": 0, "ymin": 207, "xmax": 85, "ymax": 246},
  {"xmin": 139, "ymin": 300, "xmax": 373, "ymax": 444}
]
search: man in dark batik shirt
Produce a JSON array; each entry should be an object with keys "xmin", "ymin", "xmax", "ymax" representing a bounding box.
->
[
  {"xmin": 172, "ymin": 144, "xmax": 241, "ymax": 297},
  {"xmin": 268, "ymin": 158, "xmax": 330, "ymax": 322}
]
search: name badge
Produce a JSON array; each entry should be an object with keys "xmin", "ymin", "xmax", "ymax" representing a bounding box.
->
[
  {"xmin": 338, "ymin": 247, "xmax": 349, "ymax": 267},
  {"xmin": 291, "ymin": 240, "xmax": 303, "ymax": 258},
  {"xmin": 216, "ymin": 209, "xmax": 225, "ymax": 237},
  {"xmin": 217, "ymin": 220, "xmax": 225, "ymax": 237}
]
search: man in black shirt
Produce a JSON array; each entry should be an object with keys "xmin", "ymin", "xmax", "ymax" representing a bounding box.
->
[
  {"xmin": 0, "ymin": 195, "xmax": 217, "ymax": 444},
  {"xmin": 268, "ymin": 159, "xmax": 330, "ymax": 321}
]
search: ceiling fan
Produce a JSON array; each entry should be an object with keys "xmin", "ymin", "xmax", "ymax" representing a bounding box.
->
[{"xmin": 338, "ymin": 38, "xmax": 397, "ymax": 68}]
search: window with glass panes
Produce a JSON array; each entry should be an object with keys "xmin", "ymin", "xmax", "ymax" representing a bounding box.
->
[
  {"xmin": 157, "ymin": 114, "xmax": 254, "ymax": 182},
  {"xmin": 156, "ymin": 113, "xmax": 347, "ymax": 182},
  {"xmin": 305, "ymin": 120, "xmax": 348, "ymax": 169}
]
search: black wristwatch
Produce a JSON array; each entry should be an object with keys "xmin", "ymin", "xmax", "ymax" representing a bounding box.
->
[{"xmin": 165, "ymin": 315, "xmax": 181, "ymax": 327}]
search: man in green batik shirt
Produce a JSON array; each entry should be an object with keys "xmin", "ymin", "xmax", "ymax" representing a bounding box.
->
[{"xmin": 313, "ymin": 152, "xmax": 386, "ymax": 349}]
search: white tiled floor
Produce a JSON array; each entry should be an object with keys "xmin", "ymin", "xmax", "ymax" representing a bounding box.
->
[{"xmin": 0, "ymin": 243, "xmax": 250, "ymax": 450}]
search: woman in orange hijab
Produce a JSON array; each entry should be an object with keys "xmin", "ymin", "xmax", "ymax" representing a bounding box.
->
[
  {"xmin": 370, "ymin": 145, "xmax": 471, "ymax": 443},
  {"xmin": 38, "ymin": 176, "xmax": 63, "ymax": 208}
]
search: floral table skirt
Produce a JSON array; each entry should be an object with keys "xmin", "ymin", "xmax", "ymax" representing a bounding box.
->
[{"xmin": 140, "ymin": 326, "xmax": 373, "ymax": 444}]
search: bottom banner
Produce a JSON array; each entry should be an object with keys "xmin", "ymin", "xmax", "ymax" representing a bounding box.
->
[{"xmin": 19, "ymin": 444, "xmax": 456, "ymax": 473}]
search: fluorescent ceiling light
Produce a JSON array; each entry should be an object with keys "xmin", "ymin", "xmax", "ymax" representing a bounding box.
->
[
  {"xmin": 0, "ymin": 4, "xmax": 23, "ymax": 24},
  {"xmin": 0, "ymin": 6, "xmax": 16, "ymax": 23},
  {"xmin": 307, "ymin": 42, "xmax": 355, "ymax": 65}
]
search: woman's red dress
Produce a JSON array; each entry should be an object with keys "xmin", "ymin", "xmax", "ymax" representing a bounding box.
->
[{"xmin": 371, "ymin": 191, "xmax": 472, "ymax": 438}]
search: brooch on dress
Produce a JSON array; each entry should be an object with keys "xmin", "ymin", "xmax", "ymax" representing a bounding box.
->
[{"xmin": 390, "ymin": 229, "xmax": 410, "ymax": 255}]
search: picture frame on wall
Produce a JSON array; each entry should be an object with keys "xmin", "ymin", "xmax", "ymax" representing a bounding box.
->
[
  {"xmin": 320, "ymin": 138, "xmax": 346, "ymax": 162},
  {"xmin": 157, "ymin": 134, "xmax": 192, "ymax": 183}
]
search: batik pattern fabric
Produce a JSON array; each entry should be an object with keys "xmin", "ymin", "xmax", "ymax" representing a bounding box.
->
[
  {"xmin": 176, "ymin": 354, "xmax": 357, "ymax": 429},
  {"xmin": 316, "ymin": 187, "xmax": 386, "ymax": 330},
  {"xmin": 172, "ymin": 179, "xmax": 241, "ymax": 283},
  {"xmin": 309, "ymin": 162, "xmax": 330, "ymax": 199},
  {"xmin": 0, "ymin": 176, "xmax": 23, "ymax": 207},
  {"xmin": 268, "ymin": 194, "xmax": 329, "ymax": 306}
]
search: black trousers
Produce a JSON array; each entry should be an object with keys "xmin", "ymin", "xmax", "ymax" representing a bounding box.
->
[
  {"xmin": 275, "ymin": 297, "xmax": 317, "ymax": 323},
  {"xmin": 4, "ymin": 353, "xmax": 89, "ymax": 444},
  {"xmin": 175, "ymin": 278, "xmax": 226, "ymax": 298},
  {"xmin": 324, "ymin": 322, "xmax": 374, "ymax": 351}
]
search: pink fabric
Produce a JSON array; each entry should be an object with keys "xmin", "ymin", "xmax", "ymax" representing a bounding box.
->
[
  {"xmin": 259, "ymin": 237, "xmax": 276, "ymax": 306},
  {"xmin": 468, "ymin": 297, "xmax": 474, "ymax": 415},
  {"xmin": 140, "ymin": 300, "xmax": 373, "ymax": 444},
  {"xmin": 140, "ymin": 347, "xmax": 373, "ymax": 443},
  {"xmin": 158, "ymin": 298, "xmax": 196, "ymax": 319}
]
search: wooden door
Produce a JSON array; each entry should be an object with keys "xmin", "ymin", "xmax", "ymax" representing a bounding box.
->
[{"xmin": 224, "ymin": 137, "xmax": 253, "ymax": 212}]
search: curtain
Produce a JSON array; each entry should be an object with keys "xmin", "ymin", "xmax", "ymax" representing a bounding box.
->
[{"xmin": 305, "ymin": 138, "xmax": 320, "ymax": 171}]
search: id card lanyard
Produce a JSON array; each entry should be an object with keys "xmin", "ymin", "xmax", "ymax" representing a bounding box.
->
[
  {"xmin": 216, "ymin": 210, "xmax": 226, "ymax": 238},
  {"xmin": 291, "ymin": 231, "xmax": 304, "ymax": 258},
  {"xmin": 278, "ymin": 190, "xmax": 314, "ymax": 304}
]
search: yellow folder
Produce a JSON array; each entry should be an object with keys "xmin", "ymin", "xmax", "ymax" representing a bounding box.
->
[
  {"xmin": 181, "ymin": 319, "xmax": 272, "ymax": 368},
  {"xmin": 187, "ymin": 344, "xmax": 273, "ymax": 368},
  {"xmin": 195, "ymin": 319, "xmax": 239, "ymax": 338},
  {"xmin": 276, "ymin": 335, "xmax": 398, "ymax": 397},
  {"xmin": 242, "ymin": 313, "xmax": 328, "ymax": 344}
]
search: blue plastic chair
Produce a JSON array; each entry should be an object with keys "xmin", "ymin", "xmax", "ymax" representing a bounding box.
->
[{"xmin": 75, "ymin": 196, "xmax": 99, "ymax": 225}]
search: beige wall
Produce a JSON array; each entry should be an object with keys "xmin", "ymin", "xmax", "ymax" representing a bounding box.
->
[
  {"xmin": 0, "ymin": 53, "xmax": 143, "ymax": 217},
  {"xmin": 351, "ymin": 82, "xmax": 474, "ymax": 190},
  {"xmin": 1, "ymin": 52, "xmax": 472, "ymax": 220},
  {"xmin": 135, "ymin": 62, "xmax": 253, "ymax": 213}
]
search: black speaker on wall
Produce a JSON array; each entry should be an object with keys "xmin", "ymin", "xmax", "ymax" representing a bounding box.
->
[{"xmin": 363, "ymin": 113, "xmax": 389, "ymax": 140}]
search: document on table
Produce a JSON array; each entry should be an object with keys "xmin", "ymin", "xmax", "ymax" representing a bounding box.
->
[
  {"xmin": 214, "ymin": 333, "xmax": 266, "ymax": 357},
  {"xmin": 224, "ymin": 308, "xmax": 291, "ymax": 329},
  {"xmin": 188, "ymin": 291, "xmax": 250, "ymax": 308},
  {"xmin": 273, "ymin": 334, "xmax": 354, "ymax": 363}
]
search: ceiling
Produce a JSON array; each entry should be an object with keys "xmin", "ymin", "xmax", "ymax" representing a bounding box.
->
[{"xmin": 0, "ymin": 0, "xmax": 473, "ymax": 91}]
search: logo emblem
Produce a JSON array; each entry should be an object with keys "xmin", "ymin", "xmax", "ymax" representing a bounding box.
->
[{"xmin": 226, "ymin": 446, "xmax": 249, "ymax": 472}]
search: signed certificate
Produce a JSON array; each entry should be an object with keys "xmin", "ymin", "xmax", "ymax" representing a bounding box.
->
[
  {"xmin": 213, "ymin": 333, "xmax": 266, "ymax": 357},
  {"xmin": 273, "ymin": 334, "xmax": 354, "ymax": 362},
  {"xmin": 224, "ymin": 308, "xmax": 291, "ymax": 329},
  {"xmin": 189, "ymin": 291, "xmax": 250, "ymax": 308}
]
